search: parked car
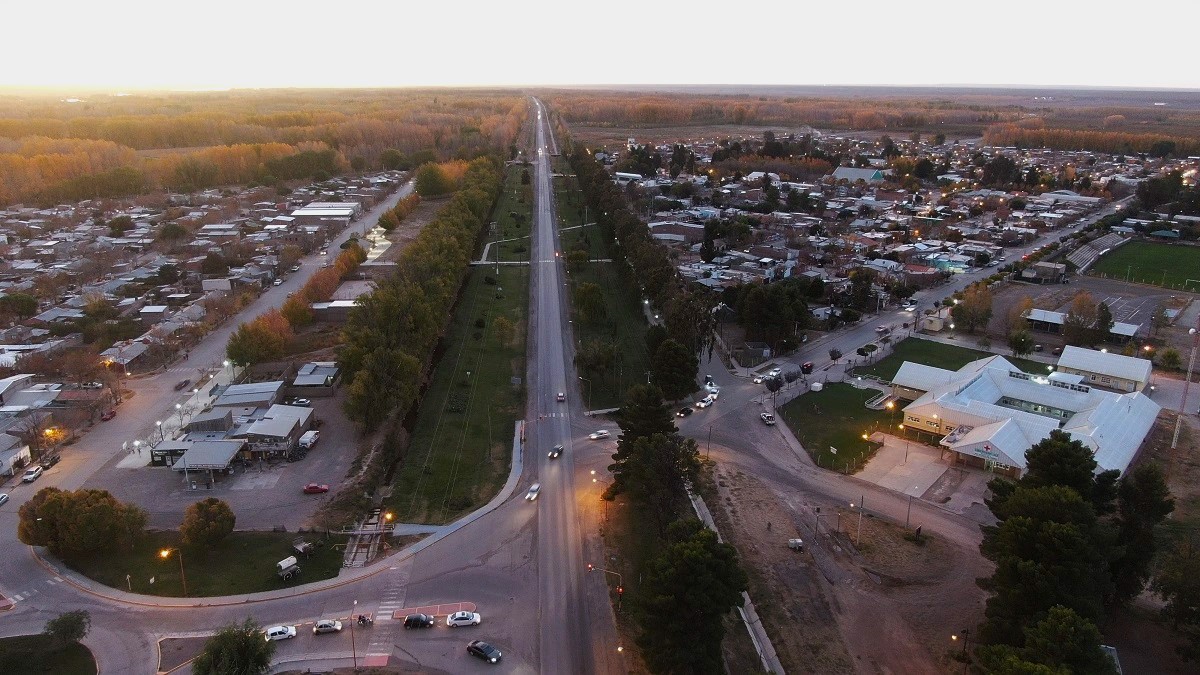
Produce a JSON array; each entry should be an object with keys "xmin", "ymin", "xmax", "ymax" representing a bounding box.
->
[
  {"xmin": 264, "ymin": 625, "xmax": 297, "ymax": 641},
  {"xmin": 403, "ymin": 613, "xmax": 435, "ymax": 629},
  {"xmin": 273, "ymin": 279, "xmax": 283, "ymax": 286},
  {"xmin": 100, "ymin": 410, "xmax": 116, "ymax": 421},
  {"xmin": 676, "ymin": 407, "xmax": 693, "ymax": 418},
  {"xmin": 285, "ymin": 397, "xmax": 311, "ymax": 407},
  {"xmin": 588, "ymin": 430, "xmax": 610, "ymax": 440},
  {"xmin": 760, "ymin": 412, "xmax": 776, "ymax": 425},
  {"xmin": 313, "ymin": 619, "xmax": 342, "ymax": 634},
  {"xmin": 446, "ymin": 611, "xmax": 482, "ymax": 627},
  {"xmin": 174, "ymin": 379, "xmax": 191, "ymax": 391},
  {"xmin": 22, "ymin": 466, "xmax": 43, "ymax": 483},
  {"xmin": 0, "ymin": 493, "xmax": 9, "ymax": 507},
  {"xmin": 290, "ymin": 265, "xmax": 302, "ymax": 272},
  {"xmin": 525, "ymin": 483, "xmax": 541, "ymax": 501},
  {"xmin": 548, "ymin": 445, "xmax": 563, "ymax": 459},
  {"xmin": 81, "ymin": 381, "xmax": 103, "ymax": 390},
  {"xmin": 556, "ymin": 392, "xmax": 565, "ymax": 402},
  {"xmin": 39, "ymin": 454, "xmax": 61, "ymax": 469},
  {"xmin": 467, "ymin": 640, "xmax": 503, "ymax": 664},
  {"xmin": 302, "ymin": 483, "xmax": 330, "ymax": 494},
  {"xmin": 768, "ymin": 368, "xmax": 782, "ymax": 378}
]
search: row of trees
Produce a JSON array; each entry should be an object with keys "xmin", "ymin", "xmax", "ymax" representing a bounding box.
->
[
  {"xmin": 377, "ymin": 193, "xmax": 421, "ymax": 231},
  {"xmin": 339, "ymin": 157, "xmax": 503, "ymax": 430},
  {"xmin": 975, "ymin": 431, "xmax": 1175, "ymax": 671},
  {"xmin": 983, "ymin": 123, "xmax": 1199, "ymax": 157},
  {"xmin": 226, "ymin": 242, "xmax": 366, "ymax": 366},
  {"xmin": 567, "ymin": 146, "xmax": 712, "ymax": 382},
  {"xmin": 607, "ymin": 384, "xmax": 749, "ymax": 673}
]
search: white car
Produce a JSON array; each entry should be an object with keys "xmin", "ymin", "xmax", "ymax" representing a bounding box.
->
[
  {"xmin": 264, "ymin": 625, "xmax": 297, "ymax": 641},
  {"xmin": 704, "ymin": 383, "xmax": 720, "ymax": 395},
  {"xmin": 752, "ymin": 375, "xmax": 764, "ymax": 384},
  {"xmin": 22, "ymin": 466, "xmax": 43, "ymax": 483},
  {"xmin": 273, "ymin": 279, "xmax": 283, "ymax": 286},
  {"xmin": 760, "ymin": 412, "xmax": 776, "ymax": 425},
  {"xmin": 0, "ymin": 493, "xmax": 8, "ymax": 507},
  {"xmin": 525, "ymin": 483, "xmax": 541, "ymax": 501},
  {"xmin": 588, "ymin": 430, "xmax": 610, "ymax": 440},
  {"xmin": 768, "ymin": 368, "xmax": 782, "ymax": 378},
  {"xmin": 446, "ymin": 611, "xmax": 482, "ymax": 627},
  {"xmin": 694, "ymin": 396, "xmax": 714, "ymax": 409}
]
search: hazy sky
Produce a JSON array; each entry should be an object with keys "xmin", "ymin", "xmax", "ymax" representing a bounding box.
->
[{"xmin": 4, "ymin": 0, "xmax": 1195, "ymax": 91}]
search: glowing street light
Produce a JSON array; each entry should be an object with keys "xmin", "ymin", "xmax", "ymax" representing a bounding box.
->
[{"xmin": 159, "ymin": 548, "xmax": 188, "ymax": 596}]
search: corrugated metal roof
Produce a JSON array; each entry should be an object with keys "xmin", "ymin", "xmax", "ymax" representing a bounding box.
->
[{"xmin": 1057, "ymin": 346, "xmax": 1152, "ymax": 384}]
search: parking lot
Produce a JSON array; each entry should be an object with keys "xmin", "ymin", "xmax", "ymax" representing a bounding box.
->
[{"xmin": 83, "ymin": 394, "xmax": 361, "ymax": 531}]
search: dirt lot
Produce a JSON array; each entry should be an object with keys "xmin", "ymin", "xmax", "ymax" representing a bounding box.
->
[
  {"xmin": 706, "ymin": 460, "xmax": 987, "ymax": 674},
  {"xmin": 371, "ymin": 198, "xmax": 442, "ymax": 266}
]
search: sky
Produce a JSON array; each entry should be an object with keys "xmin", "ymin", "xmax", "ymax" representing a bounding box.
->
[{"xmin": 3, "ymin": 0, "xmax": 1196, "ymax": 92}]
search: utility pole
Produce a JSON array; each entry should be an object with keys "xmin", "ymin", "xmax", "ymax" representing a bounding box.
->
[
  {"xmin": 706, "ymin": 425, "xmax": 712, "ymax": 459},
  {"xmin": 1171, "ymin": 316, "xmax": 1200, "ymax": 450}
]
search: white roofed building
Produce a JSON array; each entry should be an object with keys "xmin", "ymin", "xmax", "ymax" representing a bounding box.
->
[
  {"xmin": 1055, "ymin": 346, "xmax": 1153, "ymax": 393},
  {"xmin": 891, "ymin": 355, "xmax": 1158, "ymax": 477}
]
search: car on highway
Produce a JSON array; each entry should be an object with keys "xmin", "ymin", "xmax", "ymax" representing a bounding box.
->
[
  {"xmin": 588, "ymin": 430, "xmax": 610, "ymax": 440},
  {"xmin": 548, "ymin": 445, "xmax": 563, "ymax": 459},
  {"xmin": 273, "ymin": 278, "xmax": 283, "ymax": 286},
  {"xmin": 302, "ymin": 483, "xmax": 330, "ymax": 494},
  {"xmin": 174, "ymin": 379, "xmax": 191, "ymax": 391},
  {"xmin": 676, "ymin": 407, "xmax": 693, "ymax": 418},
  {"xmin": 447, "ymin": 611, "xmax": 482, "ymax": 627},
  {"xmin": 264, "ymin": 625, "xmax": 297, "ymax": 641},
  {"xmin": 704, "ymin": 383, "xmax": 720, "ymax": 395},
  {"xmin": 556, "ymin": 392, "xmax": 565, "ymax": 402},
  {"xmin": 875, "ymin": 325, "xmax": 890, "ymax": 333},
  {"xmin": 801, "ymin": 361, "xmax": 815, "ymax": 375},
  {"xmin": 290, "ymin": 265, "xmax": 302, "ymax": 272},
  {"xmin": 22, "ymin": 466, "xmax": 43, "ymax": 483},
  {"xmin": 760, "ymin": 412, "xmax": 776, "ymax": 425},
  {"xmin": 403, "ymin": 613, "xmax": 435, "ymax": 629},
  {"xmin": 313, "ymin": 619, "xmax": 342, "ymax": 634},
  {"xmin": 467, "ymin": 640, "xmax": 503, "ymax": 664},
  {"xmin": 0, "ymin": 493, "xmax": 8, "ymax": 507},
  {"xmin": 100, "ymin": 410, "xmax": 116, "ymax": 421},
  {"xmin": 694, "ymin": 396, "xmax": 713, "ymax": 409},
  {"xmin": 525, "ymin": 483, "xmax": 541, "ymax": 501}
]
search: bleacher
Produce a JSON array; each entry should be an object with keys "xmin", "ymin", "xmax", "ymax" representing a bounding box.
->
[{"xmin": 1068, "ymin": 232, "xmax": 1127, "ymax": 271}]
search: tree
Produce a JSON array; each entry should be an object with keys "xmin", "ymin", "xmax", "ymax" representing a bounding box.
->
[
  {"xmin": 1063, "ymin": 291, "xmax": 1098, "ymax": 347},
  {"xmin": 635, "ymin": 520, "xmax": 748, "ymax": 674},
  {"xmin": 414, "ymin": 163, "xmax": 453, "ymax": 196},
  {"xmin": 829, "ymin": 348, "xmax": 842, "ymax": 363},
  {"xmin": 651, "ymin": 338, "xmax": 699, "ymax": 401},
  {"xmin": 950, "ymin": 284, "xmax": 994, "ymax": 333},
  {"xmin": 226, "ymin": 312, "xmax": 292, "ymax": 366},
  {"xmin": 200, "ymin": 253, "xmax": 229, "ymax": 276},
  {"xmin": 44, "ymin": 610, "xmax": 91, "ymax": 645},
  {"xmin": 107, "ymin": 215, "xmax": 133, "ymax": 236},
  {"xmin": 158, "ymin": 222, "xmax": 188, "ymax": 242},
  {"xmin": 1094, "ymin": 302, "xmax": 1114, "ymax": 345},
  {"xmin": 622, "ymin": 434, "xmax": 702, "ymax": 534},
  {"xmin": 989, "ymin": 430, "xmax": 1118, "ymax": 516},
  {"xmin": 1008, "ymin": 329, "xmax": 1035, "ymax": 357},
  {"xmin": 278, "ymin": 245, "xmax": 303, "ymax": 270},
  {"xmin": 977, "ymin": 606, "xmax": 1116, "ymax": 674},
  {"xmin": 193, "ymin": 618, "xmax": 276, "ymax": 675},
  {"xmin": 18, "ymin": 487, "xmax": 147, "ymax": 558},
  {"xmin": 0, "ymin": 292, "xmax": 39, "ymax": 320},
  {"xmin": 1159, "ymin": 347, "xmax": 1182, "ymax": 370},
  {"xmin": 180, "ymin": 498, "xmax": 236, "ymax": 550},
  {"xmin": 279, "ymin": 296, "xmax": 312, "ymax": 328},
  {"xmin": 1110, "ymin": 463, "xmax": 1174, "ymax": 604},
  {"xmin": 575, "ymin": 282, "xmax": 606, "ymax": 325},
  {"xmin": 1153, "ymin": 541, "xmax": 1200, "ymax": 661},
  {"xmin": 610, "ymin": 384, "xmax": 676, "ymax": 490},
  {"xmin": 480, "ymin": 316, "xmax": 510, "ymax": 350},
  {"xmin": 380, "ymin": 148, "xmax": 403, "ymax": 170}
]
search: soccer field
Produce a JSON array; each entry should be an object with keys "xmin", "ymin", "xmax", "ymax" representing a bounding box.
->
[{"xmin": 1089, "ymin": 241, "xmax": 1200, "ymax": 290}]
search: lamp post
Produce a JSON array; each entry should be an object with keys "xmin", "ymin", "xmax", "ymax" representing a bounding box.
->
[
  {"xmin": 156, "ymin": 420, "xmax": 164, "ymax": 442},
  {"xmin": 851, "ymin": 496, "xmax": 865, "ymax": 546},
  {"xmin": 174, "ymin": 403, "xmax": 185, "ymax": 425},
  {"xmin": 579, "ymin": 375, "xmax": 592, "ymax": 410},
  {"xmin": 351, "ymin": 599, "xmax": 358, "ymax": 670},
  {"xmin": 159, "ymin": 548, "xmax": 188, "ymax": 596},
  {"xmin": 590, "ymin": 470, "xmax": 609, "ymax": 521}
]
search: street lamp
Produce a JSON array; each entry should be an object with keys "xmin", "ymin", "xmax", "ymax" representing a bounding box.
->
[
  {"xmin": 156, "ymin": 420, "xmax": 164, "ymax": 442},
  {"xmin": 159, "ymin": 548, "xmax": 188, "ymax": 596},
  {"xmin": 351, "ymin": 599, "xmax": 358, "ymax": 670},
  {"xmin": 579, "ymin": 375, "xmax": 592, "ymax": 410},
  {"xmin": 591, "ymin": 470, "xmax": 610, "ymax": 521},
  {"xmin": 175, "ymin": 402, "xmax": 184, "ymax": 425}
]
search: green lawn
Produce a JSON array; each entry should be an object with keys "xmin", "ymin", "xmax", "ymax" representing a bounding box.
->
[
  {"xmin": 65, "ymin": 531, "xmax": 345, "ymax": 597},
  {"xmin": 0, "ymin": 635, "xmax": 95, "ymax": 675},
  {"xmin": 491, "ymin": 165, "xmax": 534, "ymax": 263},
  {"xmin": 1089, "ymin": 240, "xmax": 1200, "ymax": 290},
  {"xmin": 778, "ymin": 383, "xmax": 892, "ymax": 472},
  {"xmin": 855, "ymin": 338, "xmax": 1045, "ymax": 382},
  {"xmin": 387, "ymin": 166, "xmax": 531, "ymax": 524}
]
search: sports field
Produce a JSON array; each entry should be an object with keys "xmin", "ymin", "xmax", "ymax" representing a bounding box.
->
[{"xmin": 1089, "ymin": 241, "xmax": 1200, "ymax": 290}]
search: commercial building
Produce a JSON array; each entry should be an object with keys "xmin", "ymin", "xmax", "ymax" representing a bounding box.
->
[{"xmin": 1055, "ymin": 346, "xmax": 1153, "ymax": 393}]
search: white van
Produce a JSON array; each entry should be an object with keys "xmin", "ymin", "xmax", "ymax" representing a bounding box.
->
[{"xmin": 298, "ymin": 430, "xmax": 320, "ymax": 450}]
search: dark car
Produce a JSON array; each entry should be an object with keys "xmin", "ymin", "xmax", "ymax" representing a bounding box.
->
[
  {"xmin": 801, "ymin": 362, "xmax": 814, "ymax": 375},
  {"xmin": 676, "ymin": 407, "xmax": 693, "ymax": 418},
  {"xmin": 174, "ymin": 379, "xmax": 192, "ymax": 391},
  {"xmin": 467, "ymin": 640, "xmax": 503, "ymax": 664},
  {"xmin": 40, "ymin": 454, "xmax": 61, "ymax": 470},
  {"xmin": 100, "ymin": 410, "xmax": 116, "ymax": 421},
  {"xmin": 403, "ymin": 613, "xmax": 435, "ymax": 629},
  {"xmin": 548, "ymin": 444, "xmax": 563, "ymax": 459}
]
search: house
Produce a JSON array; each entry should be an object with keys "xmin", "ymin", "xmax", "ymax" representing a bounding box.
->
[
  {"xmin": 0, "ymin": 432, "xmax": 32, "ymax": 477},
  {"xmin": 212, "ymin": 381, "xmax": 284, "ymax": 409},
  {"xmin": 831, "ymin": 167, "xmax": 885, "ymax": 184},
  {"xmin": 1023, "ymin": 308, "xmax": 1142, "ymax": 342},
  {"xmin": 891, "ymin": 355, "xmax": 1158, "ymax": 477},
  {"xmin": 1020, "ymin": 262, "xmax": 1067, "ymax": 284},
  {"xmin": 232, "ymin": 404, "xmax": 313, "ymax": 455},
  {"xmin": 1055, "ymin": 346, "xmax": 1153, "ymax": 393}
]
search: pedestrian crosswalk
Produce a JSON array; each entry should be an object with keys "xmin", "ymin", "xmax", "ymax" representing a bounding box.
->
[
  {"xmin": 365, "ymin": 563, "xmax": 411, "ymax": 659},
  {"xmin": 6, "ymin": 576, "xmax": 64, "ymax": 603}
]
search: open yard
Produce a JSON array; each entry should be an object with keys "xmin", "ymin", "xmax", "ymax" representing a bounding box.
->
[
  {"xmin": 778, "ymin": 383, "xmax": 889, "ymax": 472},
  {"xmin": 0, "ymin": 635, "xmax": 95, "ymax": 675},
  {"xmin": 855, "ymin": 338, "xmax": 1045, "ymax": 383},
  {"xmin": 66, "ymin": 530, "xmax": 345, "ymax": 597},
  {"xmin": 386, "ymin": 166, "xmax": 531, "ymax": 524},
  {"xmin": 1089, "ymin": 240, "xmax": 1200, "ymax": 291}
]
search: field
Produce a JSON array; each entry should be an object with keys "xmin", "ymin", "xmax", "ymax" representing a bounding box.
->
[
  {"xmin": 778, "ymin": 383, "xmax": 890, "ymax": 472},
  {"xmin": 66, "ymin": 531, "xmax": 346, "ymax": 597},
  {"xmin": 0, "ymin": 635, "xmax": 95, "ymax": 675},
  {"xmin": 855, "ymin": 338, "xmax": 1045, "ymax": 383},
  {"xmin": 386, "ymin": 165, "xmax": 531, "ymax": 524},
  {"xmin": 1088, "ymin": 241, "xmax": 1200, "ymax": 290}
]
